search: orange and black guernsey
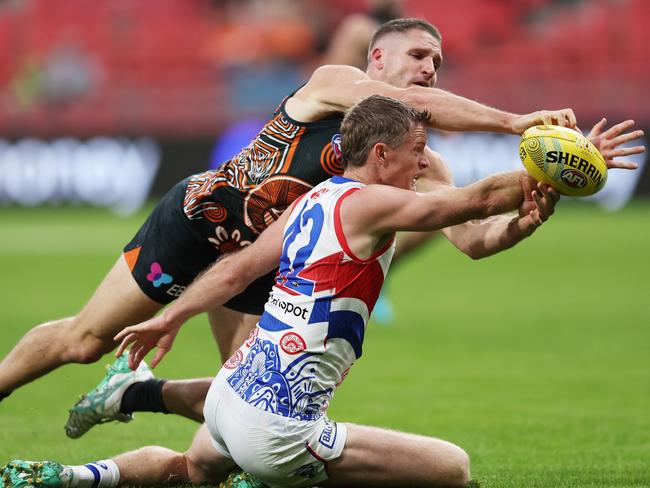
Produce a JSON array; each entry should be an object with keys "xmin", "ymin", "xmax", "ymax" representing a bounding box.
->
[
  {"xmin": 123, "ymin": 94, "xmax": 344, "ymax": 312},
  {"xmin": 183, "ymin": 96, "xmax": 344, "ymax": 252}
]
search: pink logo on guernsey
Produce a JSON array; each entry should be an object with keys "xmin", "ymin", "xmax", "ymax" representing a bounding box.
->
[
  {"xmin": 280, "ymin": 332, "xmax": 306, "ymax": 354},
  {"xmin": 146, "ymin": 262, "xmax": 173, "ymax": 288}
]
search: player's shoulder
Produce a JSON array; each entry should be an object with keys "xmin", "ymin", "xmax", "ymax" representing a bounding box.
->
[
  {"xmin": 349, "ymin": 183, "xmax": 410, "ymax": 205},
  {"xmin": 302, "ymin": 65, "xmax": 368, "ymax": 95}
]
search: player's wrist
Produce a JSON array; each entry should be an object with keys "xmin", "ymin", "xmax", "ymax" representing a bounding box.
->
[{"xmin": 506, "ymin": 112, "xmax": 525, "ymax": 134}]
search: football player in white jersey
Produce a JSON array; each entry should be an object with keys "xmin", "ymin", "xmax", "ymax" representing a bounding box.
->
[{"xmin": 2, "ymin": 95, "xmax": 564, "ymax": 488}]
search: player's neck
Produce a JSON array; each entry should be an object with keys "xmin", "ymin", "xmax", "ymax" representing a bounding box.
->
[{"xmin": 343, "ymin": 166, "xmax": 378, "ymax": 186}]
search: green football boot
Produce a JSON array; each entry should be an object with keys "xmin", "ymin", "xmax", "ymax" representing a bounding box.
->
[
  {"xmin": 0, "ymin": 460, "xmax": 71, "ymax": 488},
  {"xmin": 64, "ymin": 352, "xmax": 153, "ymax": 439},
  {"xmin": 219, "ymin": 470, "xmax": 269, "ymax": 488}
]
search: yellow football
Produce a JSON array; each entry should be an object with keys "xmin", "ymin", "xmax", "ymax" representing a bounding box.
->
[{"xmin": 519, "ymin": 125, "xmax": 607, "ymax": 196}]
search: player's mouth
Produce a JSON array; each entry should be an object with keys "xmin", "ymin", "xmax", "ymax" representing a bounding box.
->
[{"xmin": 412, "ymin": 80, "xmax": 430, "ymax": 88}]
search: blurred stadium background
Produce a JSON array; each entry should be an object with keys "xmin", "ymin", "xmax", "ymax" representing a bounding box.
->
[
  {"xmin": 0, "ymin": 0, "xmax": 648, "ymax": 213},
  {"xmin": 1, "ymin": 1, "xmax": 649, "ymax": 487}
]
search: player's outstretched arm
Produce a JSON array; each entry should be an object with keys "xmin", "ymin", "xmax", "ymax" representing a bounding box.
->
[
  {"xmin": 443, "ymin": 180, "xmax": 559, "ymax": 259},
  {"xmin": 587, "ymin": 118, "xmax": 645, "ymax": 170},
  {"xmin": 114, "ymin": 210, "xmax": 290, "ymax": 370},
  {"xmin": 407, "ymin": 148, "xmax": 557, "ymax": 259},
  {"xmin": 292, "ymin": 65, "xmax": 576, "ymax": 134},
  {"xmin": 349, "ymin": 171, "xmax": 534, "ymax": 237}
]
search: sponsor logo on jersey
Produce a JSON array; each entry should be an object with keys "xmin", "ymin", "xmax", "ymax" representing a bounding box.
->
[
  {"xmin": 224, "ymin": 349, "xmax": 243, "ymax": 369},
  {"xmin": 269, "ymin": 292, "xmax": 310, "ymax": 320},
  {"xmin": 280, "ymin": 332, "xmax": 306, "ymax": 354},
  {"xmin": 166, "ymin": 284, "xmax": 186, "ymax": 298},
  {"xmin": 147, "ymin": 262, "xmax": 173, "ymax": 288},
  {"xmin": 319, "ymin": 420, "xmax": 337, "ymax": 449}
]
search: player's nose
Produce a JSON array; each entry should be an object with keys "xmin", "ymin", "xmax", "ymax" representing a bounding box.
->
[{"xmin": 422, "ymin": 58, "xmax": 435, "ymax": 77}]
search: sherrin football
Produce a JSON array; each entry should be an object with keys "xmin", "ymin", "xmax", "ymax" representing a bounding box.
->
[{"xmin": 519, "ymin": 125, "xmax": 607, "ymax": 196}]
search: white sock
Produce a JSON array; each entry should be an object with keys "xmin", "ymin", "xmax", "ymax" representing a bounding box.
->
[{"xmin": 67, "ymin": 460, "xmax": 120, "ymax": 488}]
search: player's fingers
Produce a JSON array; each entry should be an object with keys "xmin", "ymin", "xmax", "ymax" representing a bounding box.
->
[
  {"xmin": 539, "ymin": 182, "xmax": 560, "ymax": 205},
  {"xmin": 115, "ymin": 333, "xmax": 136, "ymax": 357},
  {"xmin": 549, "ymin": 113, "xmax": 562, "ymax": 126},
  {"xmin": 564, "ymin": 109, "xmax": 577, "ymax": 128},
  {"xmin": 538, "ymin": 112, "xmax": 552, "ymax": 125},
  {"xmin": 529, "ymin": 209, "xmax": 543, "ymax": 227},
  {"xmin": 535, "ymin": 185, "xmax": 558, "ymax": 220},
  {"xmin": 547, "ymin": 187, "xmax": 561, "ymax": 205},
  {"xmin": 587, "ymin": 118, "xmax": 607, "ymax": 138},
  {"xmin": 600, "ymin": 119, "xmax": 635, "ymax": 139},
  {"xmin": 608, "ymin": 130, "xmax": 645, "ymax": 148},
  {"xmin": 151, "ymin": 347, "xmax": 169, "ymax": 369},
  {"xmin": 130, "ymin": 344, "xmax": 147, "ymax": 370},
  {"xmin": 532, "ymin": 189, "xmax": 549, "ymax": 219},
  {"xmin": 610, "ymin": 147, "xmax": 645, "ymax": 159},
  {"xmin": 603, "ymin": 146, "xmax": 645, "ymax": 165},
  {"xmin": 114, "ymin": 326, "xmax": 136, "ymax": 343},
  {"xmin": 127, "ymin": 344, "xmax": 140, "ymax": 370},
  {"xmin": 606, "ymin": 160, "xmax": 640, "ymax": 170}
]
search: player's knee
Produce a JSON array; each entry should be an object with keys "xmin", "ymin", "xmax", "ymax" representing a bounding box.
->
[
  {"xmin": 62, "ymin": 321, "xmax": 115, "ymax": 364},
  {"xmin": 441, "ymin": 445, "xmax": 471, "ymax": 487},
  {"xmin": 183, "ymin": 453, "xmax": 214, "ymax": 485}
]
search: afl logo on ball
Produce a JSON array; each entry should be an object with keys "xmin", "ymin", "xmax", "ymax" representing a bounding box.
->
[
  {"xmin": 560, "ymin": 168, "xmax": 587, "ymax": 188},
  {"xmin": 224, "ymin": 350, "xmax": 243, "ymax": 369},
  {"xmin": 280, "ymin": 332, "xmax": 307, "ymax": 355}
]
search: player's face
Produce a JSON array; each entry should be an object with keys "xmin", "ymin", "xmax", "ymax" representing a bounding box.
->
[
  {"xmin": 383, "ymin": 125, "xmax": 430, "ymax": 191},
  {"xmin": 373, "ymin": 29, "xmax": 442, "ymax": 89}
]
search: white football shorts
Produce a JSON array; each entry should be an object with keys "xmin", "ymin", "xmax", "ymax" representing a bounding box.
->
[{"xmin": 204, "ymin": 377, "xmax": 347, "ymax": 488}]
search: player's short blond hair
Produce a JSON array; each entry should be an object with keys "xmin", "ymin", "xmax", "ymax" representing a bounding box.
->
[{"xmin": 341, "ymin": 95, "xmax": 429, "ymax": 168}]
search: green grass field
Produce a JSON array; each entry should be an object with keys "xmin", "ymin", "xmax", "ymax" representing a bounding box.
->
[{"xmin": 1, "ymin": 201, "xmax": 649, "ymax": 487}]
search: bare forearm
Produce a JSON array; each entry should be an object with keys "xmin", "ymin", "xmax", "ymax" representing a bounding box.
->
[
  {"xmin": 464, "ymin": 171, "xmax": 526, "ymax": 219},
  {"xmin": 164, "ymin": 256, "xmax": 250, "ymax": 324},
  {"xmin": 404, "ymin": 88, "xmax": 517, "ymax": 134},
  {"xmin": 448, "ymin": 214, "xmax": 537, "ymax": 259}
]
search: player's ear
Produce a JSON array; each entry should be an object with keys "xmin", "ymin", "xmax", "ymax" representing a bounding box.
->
[
  {"xmin": 374, "ymin": 143, "xmax": 387, "ymax": 164},
  {"xmin": 370, "ymin": 47, "xmax": 384, "ymax": 69}
]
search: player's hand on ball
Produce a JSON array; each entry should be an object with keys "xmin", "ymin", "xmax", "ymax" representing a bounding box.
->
[
  {"xmin": 512, "ymin": 108, "xmax": 577, "ymax": 134},
  {"xmin": 114, "ymin": 313, "xmax": 182, "ymax": 370},
  {"xmin": 530, "ymin": 182, "xmax": 560, "ymax": 223},
  {"xmin": 586, "ymin": 118, "xmax": 645, "ymax": 170},
  {"xmin": 518, "ymin": 173, "xmax": 559, "ymax": 232}
]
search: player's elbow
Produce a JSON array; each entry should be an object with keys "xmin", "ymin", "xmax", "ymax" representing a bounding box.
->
[
  {"xmin": 219, "ymin": 257, "xmax": 249, "ymax": 296},
  {"xmin": 458, "ymin": 242, "xmax": 488, "ymax": 260},
  {"xmin": 465, "ymin": 248, "xmax": 485, "ymax": 260},
  {"xmin": 222, "ymin": 268, "xmax": 249, "ymax": 296}
]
